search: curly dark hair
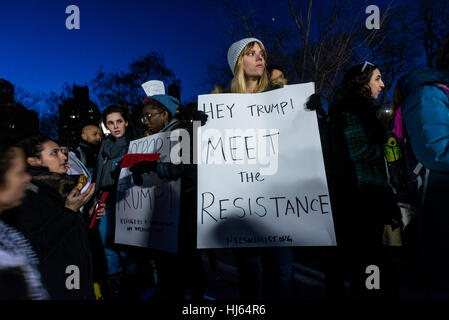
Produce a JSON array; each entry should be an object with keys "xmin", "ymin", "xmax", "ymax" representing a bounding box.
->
[{"xmin": 342, "ymin": 63, "xmax": 380, "ymax": 99}]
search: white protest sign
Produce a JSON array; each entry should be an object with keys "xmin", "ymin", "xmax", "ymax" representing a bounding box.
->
[
  {"xmin": 196, "ymin": 83, "xmax": 336, "ymax": 248},
  {"xmin": 67, "ymin": 151, "xmax": 91, "ymax": 193},
  {"xmin": 66, "ymin": 151, "xmax": 91, "ymax": 213},
  {"xmin": 141, "ymin": 80, "xmax": 165, "ymax": 97},
  {"xmin": 114, "ymin": 130, "xmax": 182, "ymax": 253}
]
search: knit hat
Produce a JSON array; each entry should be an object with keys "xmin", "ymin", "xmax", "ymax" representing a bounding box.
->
[
  {"xmin": 144, "ymin": 94, "xmax": 180, "ymax": 116},
  {"xmin": 227, "ymin": 38, "xmax": 265, "ymax": 75}
]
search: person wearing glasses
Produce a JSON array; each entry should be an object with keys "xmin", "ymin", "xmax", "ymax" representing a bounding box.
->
[
  {"xmin": 133, "ymin": 94, "xmax": 186, "ymax": 183},
  {"xmin": 325, "ymin": 62, "xmax": 400, "ymax": 299},
  {"xmin": 140, "ymin": 95, "xmax": 176, "ymax": 136},
  {"xmin": 131, "ymin": 94, "xmax": 206, "ymax": 300}
]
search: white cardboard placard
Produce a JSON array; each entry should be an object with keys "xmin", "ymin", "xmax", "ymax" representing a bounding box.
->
[
  {"xmin": 114, "ymin": 131, "xmax": 182, "ymax": 253},
  {"xmin": 196, "ymin": 83, "xmax": 336, "ymax": 248}
]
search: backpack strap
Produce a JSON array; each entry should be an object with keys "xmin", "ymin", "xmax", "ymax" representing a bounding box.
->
[
  {"xmin": 435, "ymin": 83, "xmax": 449, "ymax": 92},
  {"xmin": 413, "ymin": 162, "xmax": 423, "ymax": 176},
  {"xmin": 400, "ymin": 120, "xmax": 429, "ymax": 215},
  {"xmin": 435, "ymin": 84, "xmax": 449, "ymax": 99}
]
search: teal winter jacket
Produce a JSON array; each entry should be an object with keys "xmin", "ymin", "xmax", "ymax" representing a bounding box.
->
[{"xmin": 400, "ymin": 68, "xmax": 449, "ymax": 172}]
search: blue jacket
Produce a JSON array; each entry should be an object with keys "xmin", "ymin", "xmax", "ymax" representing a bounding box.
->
[{"xmin": 400, "ymin": 68, "xmax": 449, "ymax": 173}]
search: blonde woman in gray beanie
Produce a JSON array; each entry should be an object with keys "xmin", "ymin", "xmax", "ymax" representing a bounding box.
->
[
  {"xmin": 229, "ymin": 37, "xmax": 269, "ymax": 93},
  {"xmin": 213, "ymin": 38, "xmax": 294, "ymax": 300}
]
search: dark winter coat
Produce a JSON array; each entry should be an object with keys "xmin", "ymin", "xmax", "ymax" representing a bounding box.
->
[
  {"xmin": 399, "ymin": 68, "xmax": 449, "ymax": 172},
  {"xmin": 2, "ymin": 167, "xmax": 95, "ymax": 300},
  {"xmin": 327, "ymin": 91, "xmax": 399, "ymax": 246},
  {"xmin": 399, "ymin": 68, "xmax": 449, "ymax": 249}
]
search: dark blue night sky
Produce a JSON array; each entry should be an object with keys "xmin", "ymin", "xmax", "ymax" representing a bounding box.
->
[
  {"xmin": 1, "ymin": 0, "xmax": 410, "ymax": 110},
  {"xmin": 1, "ymin": 0, "xmax": 242, "ymax": 105}
]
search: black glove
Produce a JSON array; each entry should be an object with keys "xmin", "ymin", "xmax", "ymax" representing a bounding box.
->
[
  {"xmin": 130, "ymin": 161, "xmax": 157, "ymax": 186},
  {"xmin": 306, "ymin": 93, "xmax": 322, "ymax": 111},
  {"xmin": 192, "ymin": 110, "xmax": 208, "ymax": 126}
]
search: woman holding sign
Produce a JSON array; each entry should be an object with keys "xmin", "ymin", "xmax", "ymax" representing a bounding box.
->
[
  {"xmin": 211, "ymin": 38, "xmax": 294, "ymax": 300},
  {"xmin": 131, "ymin": 94, "xmax": 206, "ymax": 300},
  {"xmin": 326, "ymin": 63, "xmax": 400, "ymax": 299}
]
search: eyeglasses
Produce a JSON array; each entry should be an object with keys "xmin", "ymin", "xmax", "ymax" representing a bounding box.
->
[
  {"xmin": 361, "ymin": 61, "xmax": 374, "ymax": 72},
  {"xmin": 141, "ymin": 111, "xmax": 164, "ymax": 124}
]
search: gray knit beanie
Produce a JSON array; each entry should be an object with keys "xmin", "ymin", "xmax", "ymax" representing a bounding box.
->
[{"xmin": 227, "ymin": 38, "xmax": 265, "ymax": 75}]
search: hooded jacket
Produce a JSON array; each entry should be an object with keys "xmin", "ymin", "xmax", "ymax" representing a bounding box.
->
[{"xmin": 399, "ymin": 68, "xmax": 449, "ymax": 172}]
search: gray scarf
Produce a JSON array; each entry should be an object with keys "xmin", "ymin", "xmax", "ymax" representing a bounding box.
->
[{"xmin": 96, "ymin": 135, "xmax": 129, "ymax": 191}]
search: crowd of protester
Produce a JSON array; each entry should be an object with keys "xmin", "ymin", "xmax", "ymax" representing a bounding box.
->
[{"xmin": 1, "ymin": 33, "xmax": 449, "ymax": 300}]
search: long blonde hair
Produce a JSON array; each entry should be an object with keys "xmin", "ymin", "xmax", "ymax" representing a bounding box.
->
[{"xmin": 230, "ymin": 42, "xmax": 269, "ymax": 93}]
